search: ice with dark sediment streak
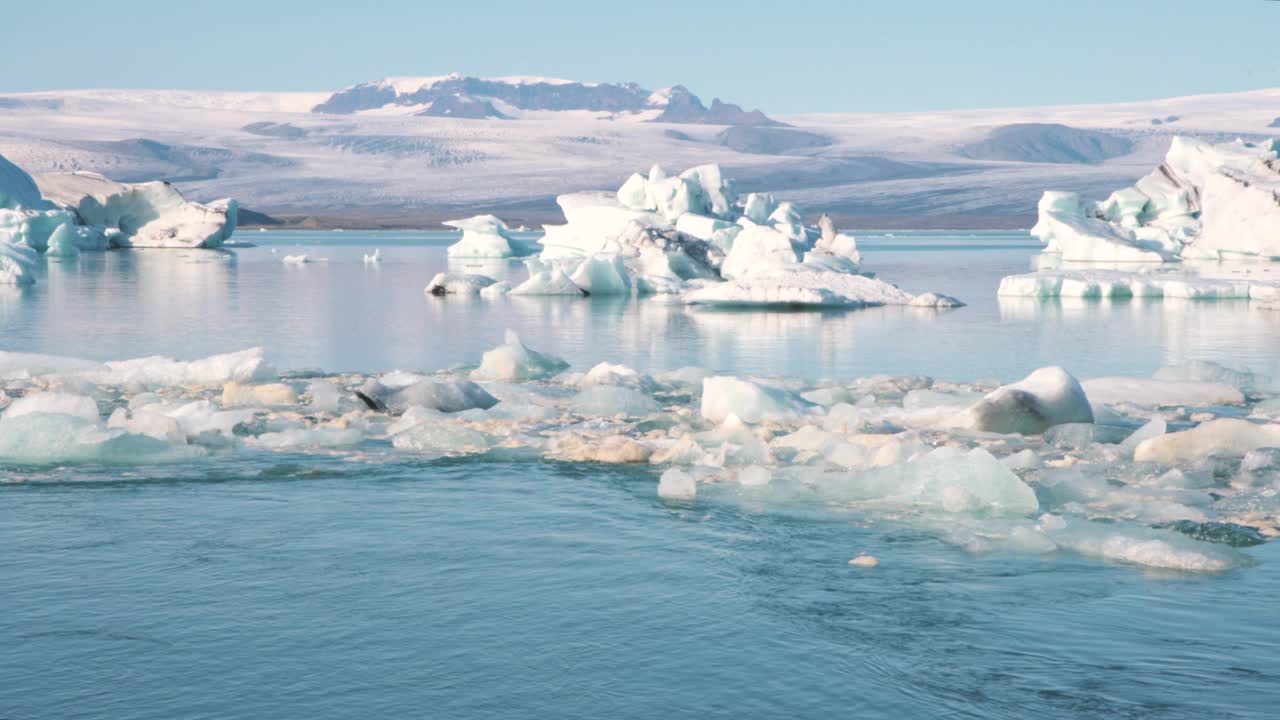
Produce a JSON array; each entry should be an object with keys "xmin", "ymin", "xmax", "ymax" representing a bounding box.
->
[{"xmin": 1, "ymin": 339, "xmax": 1278, "ymax": 574}]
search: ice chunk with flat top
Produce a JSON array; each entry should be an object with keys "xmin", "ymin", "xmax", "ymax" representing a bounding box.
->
[
  {"xmin": 821, "ymin": 447, "xmax": 1039, "ymax": 516},
  {"xmin": 96, "ymin": 348, "xmax": 275, "ymax": 387},
  {"xmin": 700, "ymin": 376, "xmax": 818, "ymax": 424},
  {"xmin": 1134, "ymin": 418, "xmax": 1280, "ymax": 464},
  {"xmin": 1044, "ymin": 518, "xmax": 1247, "ymax": 572},
  {"xmin": 3, "ymin": 392, "xmax": 99, "ymax": 421},
  {"xmin": 0, "ymin": 412, "xmax": 204, "ymax": 465},
  {"xmin": 470, "ymin": 330, "xmax": 570, "ymax": 382},
  {"xmin": 961, "ymin": 366, "xmax": 1092, "ymax": 435},
  {"xmin": 571, "ymin": 385, "xmax": 658, "ymax": 417},
  {"xmin": 1082, "ymin": 377, "xmax": 1245, "ymax": 407},
  {"xmin": 684, "ymin": 266, "xmax": 920, "ymax": 309}
]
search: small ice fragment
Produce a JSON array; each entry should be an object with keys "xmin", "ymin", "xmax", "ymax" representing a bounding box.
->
[
  {"xmin": 849, "ymin": 554, "xmax": 879, "ymax": 568},
  {"xmin": 658, "ymin": 468, "xmax": 697, "ymax": 499}
]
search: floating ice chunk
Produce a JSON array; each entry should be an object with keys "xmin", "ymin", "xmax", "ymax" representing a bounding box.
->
[
  {"xmin": 425, "ymin": 272, "xmax": 496, "ymax": 295},
  {"xmin": 0, "ymin": 412, "xmax": 203, "ymax": 465},
  {"xmin": 700, "ymin": 376, "xmax": 818, "ymax": 424},
  {"xmin": 683, "ymin": 267, "xmax": 919, "ymax": 309},
  {"xmin": 391, "ymin": 419, "xmax": 495, "ymax": 455},
  {"xmin": 909, "ymin": 292, "xmax": 966, "ymax": 308},
  {"xmin": 363, "ymin": 248, "xmax": 382, "ymax": 264},
  {"xmin": 823, "ymin": 447, "xmax": 1039, "ymax": 516},
  {"xmin": 1082, "ymin": 377, "xmax": 1245, "ymax": 407},
  {"xmin": 772, "ymin": 425, "xmax": 838, "ymax": 454},
  {"xmin": 166, "ymin": 400, "xmax": 256, "ymax": 440},
  {"xmin": 1134, "ymin": 418, "xmax": 1280, "ymax": 464},
  {"xmin": 470, "ymin": 330, "xmax": 570, "ymax": 382},
  {"xmin": 221, "ymin": 381, "xmax": 298, "ymax": 408},
  {"xmin": 39, "ymin": 171, "xmax": 237, "ymax": 249},
  {"xmin": 657, "ymin": 467, "xmax": 697, "ymax": 499},
  {"xmin": 571, "ymin": 385, "xmax": 658, "ymax": 417},
  {"xmin": 568, "ymin": 254, "xmax": 631, "ymax": 295},
  {"xmin": 960, "ymin": 366, "xmax": 1093, "ymax": 435},
  {"xmin": 3, "ymin": 392, "xmax": 99, "ymax": 421},
  {"xmin": 444, "ymin": 215, "xmax": 535, "ymax": 258},
  {"xmin": 1119, "ymin": 417, "xmax": 1167, "ymax": 456},
  {"xmin": 848, "ymin": 554, "xmax": 879, "ymax": 568},
  {"xmin": 579, "ymin": 362, "xmax": 658, "ymax": 392},
  {"xmin": 282, "ymin": 254, "xmax": 310, "ymax": 264},
  {"xmin": 107, "ymin": 406, "xmax": 186, "ymax": 444},
  {"xmin": 98, "ymin": 348, "xmax": 275, "ymax": 387}
]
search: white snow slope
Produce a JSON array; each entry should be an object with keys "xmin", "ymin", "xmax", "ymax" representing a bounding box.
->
[{"xmin": 0, "ymin": 83, "xmax": 1276, "ymax": 224}]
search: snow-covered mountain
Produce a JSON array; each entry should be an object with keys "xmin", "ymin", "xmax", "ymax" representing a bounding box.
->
[{"xmin": 0, "ymin": 77, "xmax": 1275, "ymax": 228}]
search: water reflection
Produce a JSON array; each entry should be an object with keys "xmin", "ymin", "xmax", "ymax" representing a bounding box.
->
[{"xmin": 1, "ymin": 231, "xmax": 1277, "ymax": 382}]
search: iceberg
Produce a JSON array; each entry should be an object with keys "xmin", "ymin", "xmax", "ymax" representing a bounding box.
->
[
  {"xmin": 1030, "ymin": 138, "xmax": 1280, "ymax": 262},
  {"xmin": 444, "ymin": 215, "xmax": 535, "ymax": 258},
  {"xmin": 38, "ymin": 171, "xmax": 237, "ymax": 249}
]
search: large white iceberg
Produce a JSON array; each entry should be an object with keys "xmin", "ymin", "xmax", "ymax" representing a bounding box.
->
[
  {"xmin": 445, "ymin": 162, "xmax": 957, "ymax": 308},
  {"xmin": 38, "ymin": 171, "xmax": 238, "ymax": 249},
  {"xmin": 1030, "ymin": 137, "xmax": 1280, "ymax": 262}
]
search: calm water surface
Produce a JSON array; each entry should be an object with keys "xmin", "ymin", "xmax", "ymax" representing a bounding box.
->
[{"xmin": 2, "ymin": 232, "xmax": 1278, "ymax": 719}]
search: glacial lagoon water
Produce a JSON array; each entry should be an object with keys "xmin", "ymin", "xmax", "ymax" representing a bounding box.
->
[{"xmin": 3, "ymin": 231, "xmax": 1280, "ymax": 719}]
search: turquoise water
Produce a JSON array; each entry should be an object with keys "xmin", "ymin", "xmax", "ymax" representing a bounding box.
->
[{"xmin": 3, "ymin": 232, "xmax": 1280, "ymax": 719}]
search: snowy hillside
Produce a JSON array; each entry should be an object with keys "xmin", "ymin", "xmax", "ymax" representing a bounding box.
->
[{"xmin": 0, "ymin": 77, "xmax": 1276, "ymax": 228}]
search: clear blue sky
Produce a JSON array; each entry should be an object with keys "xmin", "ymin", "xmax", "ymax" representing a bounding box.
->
[{"xmin": 6, "ymin": 0, "xmax": 1279, "ymax": 112}]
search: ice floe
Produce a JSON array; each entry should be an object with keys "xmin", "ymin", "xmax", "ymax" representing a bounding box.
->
[{"xmin": 2, "ymin": 336, "xmax": 1278, "ymax": 575}]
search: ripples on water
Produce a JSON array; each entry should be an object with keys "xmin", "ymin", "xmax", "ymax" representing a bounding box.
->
[{"xmin": 2, "ymin": 232, "xmax": 1279, "ymax": 719}]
